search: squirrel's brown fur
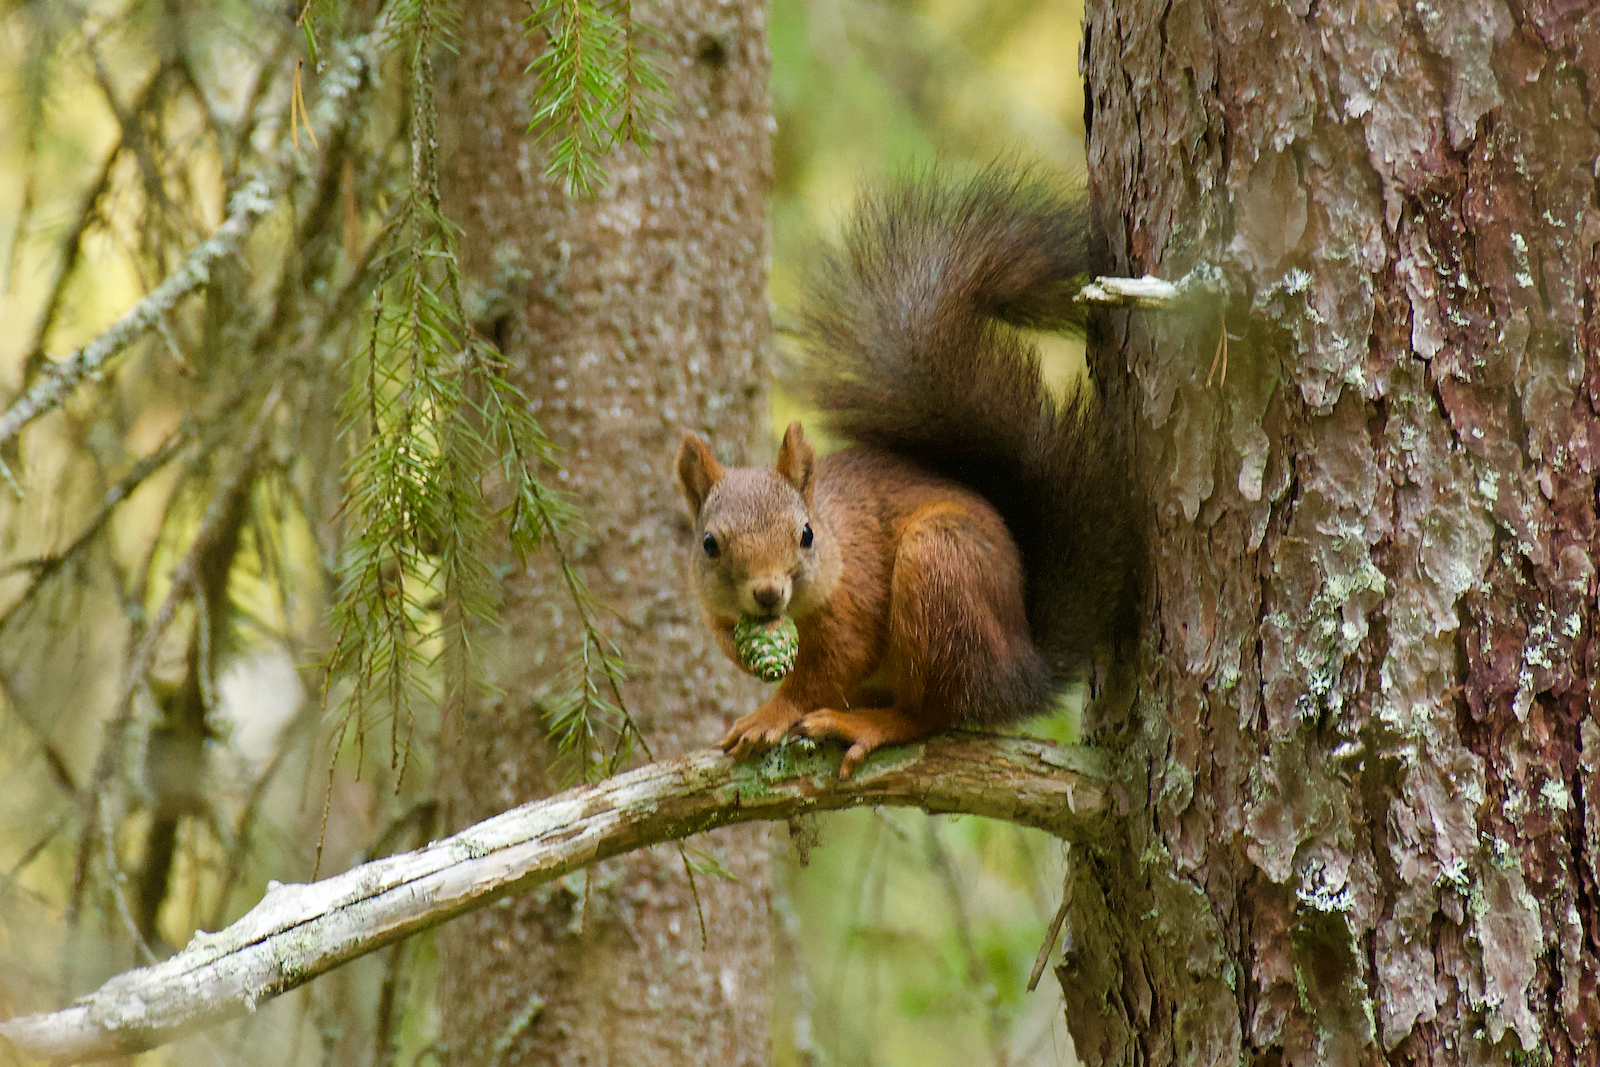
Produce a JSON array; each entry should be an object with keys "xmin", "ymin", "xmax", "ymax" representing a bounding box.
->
[{"xmin": 676, "ymin": 167, "xmax": 1138, "ymax": 778}]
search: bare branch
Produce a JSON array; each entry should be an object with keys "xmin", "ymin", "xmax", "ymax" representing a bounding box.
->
[
  {"xmin": 0, "ymin": 735, "xmax": 1108, "ymax": 1063},
  {"xmin": 1075, "ymin": 265, "xmax": 1224, "ymax": 309},
  {"xmin": 67, "ymin": 386, "xmax": 281, "ymax": 919},
  {"xmin": 17, "ymin": 63, "xmax": 167, "ymax": 378},
  {"xmin": 0, "ymin": 178, "xmax": 276, "ymax": 452},
  {"xmin": 0, "ymin": 34, "xmax": 375, "ymax": 453},
  {"xmin": 0, "ymin": 429, "xmax": 187, "ymax": 629}
]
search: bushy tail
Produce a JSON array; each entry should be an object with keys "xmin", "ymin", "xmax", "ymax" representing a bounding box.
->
[{"xmin": 800, "ymin": 165, "xmax": 1137, "ymax": 685}]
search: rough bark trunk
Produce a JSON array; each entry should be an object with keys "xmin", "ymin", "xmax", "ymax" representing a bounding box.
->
[
  {"xmin": 1071, "ymin": 1, "xmax": 1599, "ymax": 1064},
  {"xmin": 436, "ymin": 3, "xmax": 774, "ymax": 1064}
]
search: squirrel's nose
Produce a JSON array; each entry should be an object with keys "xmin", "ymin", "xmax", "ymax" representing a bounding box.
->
[{"xmin": 745, "ymin": 573, "xmax": 792, "ymax": 616}]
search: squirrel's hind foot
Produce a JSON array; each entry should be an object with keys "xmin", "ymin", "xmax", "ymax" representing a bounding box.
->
[{"xmin": 793, "ymin": 706, "xmax": 938, "ymax": 780}]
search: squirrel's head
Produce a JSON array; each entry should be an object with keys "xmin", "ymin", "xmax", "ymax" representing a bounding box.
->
[{"xmin": 675, "ymin": 421, "xmax": 840, "ymax": 621}]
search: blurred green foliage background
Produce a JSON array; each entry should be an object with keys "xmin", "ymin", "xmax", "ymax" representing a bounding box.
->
[{"xmin": 0, "ymin": 0, "xmax": 1088, "ymax": 1063}]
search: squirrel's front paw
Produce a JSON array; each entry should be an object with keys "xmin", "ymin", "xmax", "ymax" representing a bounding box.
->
[{"xmin": 720, "ymin": 701, "xmax": 807, "ymax": 761}]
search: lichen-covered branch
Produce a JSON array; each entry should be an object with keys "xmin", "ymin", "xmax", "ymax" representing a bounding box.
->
[
  {"xmin": 0, "ymin": 178, "xmax": 274, "ymax": 451},
  {"xmin": 0, "ymin": 35, "xmax": 374, "ymax": 453},
  {"xmin": 0, "ymin": 734, "xmax": 1106, "ymax": 1063}
]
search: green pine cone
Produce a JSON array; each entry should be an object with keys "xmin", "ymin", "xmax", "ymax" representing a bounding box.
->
[{"xmin": 733, "ymin": 615, "xmax": 799, "ymax": 682}]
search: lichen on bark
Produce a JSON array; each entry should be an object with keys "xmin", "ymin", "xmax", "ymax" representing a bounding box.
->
[{"xmin": 1074, "ymin": 0, "xmax": 1600, "ymax": 1063}]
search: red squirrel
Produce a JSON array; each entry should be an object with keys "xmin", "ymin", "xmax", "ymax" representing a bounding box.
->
[{"xmin": 676, "ymin": 168, "xmax": 1138, "ymax": 778}]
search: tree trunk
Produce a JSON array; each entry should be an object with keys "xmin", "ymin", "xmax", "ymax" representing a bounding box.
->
[
  {"xmin": 1071, "ymin": 1, "xmax": 1599, "ymax": 1064},
  {"xmin": 436, "ymin": 3, "xmax": 774, "ymax": 1064}
]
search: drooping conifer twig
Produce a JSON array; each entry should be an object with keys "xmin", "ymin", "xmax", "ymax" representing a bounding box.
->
[
  {"xmin": 0, "ymin": 735, "xmax": 1108, "ymax": 1064},
  {"xmin": 524, "ymin": 0, "xmax": 666, "ymax": 195}
]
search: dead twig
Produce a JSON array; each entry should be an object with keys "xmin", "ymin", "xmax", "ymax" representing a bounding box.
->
[{"xmin": 1026, "ymin": 845, "xmax": 1072, "ymax": 993}]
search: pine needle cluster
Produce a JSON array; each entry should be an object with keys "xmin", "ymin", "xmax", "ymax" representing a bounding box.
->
[
  {"xmin": 525, "ymin": 0, "xmax": 668, "ymax": 195},
  {"xmin": 319, "ymin": 0, "xmax": 651, "ymax": 793}
]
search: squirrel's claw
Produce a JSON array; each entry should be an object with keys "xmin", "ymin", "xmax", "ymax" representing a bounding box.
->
[
  {"xmin": 791, "ymin": 709, "xmax": 882, "ymax": 780},
  {"xmin": 720, "ymin": 700, "xmax": 806, "ymax": 761}
]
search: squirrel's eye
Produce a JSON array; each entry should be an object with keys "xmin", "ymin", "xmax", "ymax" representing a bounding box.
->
[
  {"xmin": 800, "ymin": 523, "xmax": 814, "ymax": 549},
  {"xmin": 702, "ymin": 533, "xmax": 720, "ymax": 558}
]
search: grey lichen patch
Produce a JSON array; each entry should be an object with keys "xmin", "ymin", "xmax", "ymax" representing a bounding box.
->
[
  {"xmin": 725, "ymin": 736, "xmax": 929, "ymax": 796},
  {"xmin": 1538, "ymin": 778, "xmax": 1571, "ymax": 813},
  {"xmin": 1434, "ymin": 855, "xmax": 1470, "ymax": 889},
  {"xmin": 758, "ymin": 735, "xmax": 822, "ymax": 772},
  {"xmin": 1324, "ymin": 555, "xmax": 1389, "ymax": 609},
  {"xmin": 1262, "ymin": 424, "xmax": 1389, "ymax": 726},
  {"xmin": 1295, "ymin": 554, "xmax": 1390, "ymax": 687},
  {"xmin": 453, "ymin": 837, "xmax": 492, "ymax": 861},
  {"xmin": 1300, "ymin": 673, "xmax": 1346, "ymax": 727},
  {"xmin": 267, "ymin": 926, "xmax": 328, "ymax": 992},
  {"xmin": 1160, "ymin": 759, "xmax": 1197, "ymax": 810},
  {"xmin": 1296, "ymin": 856, "xmax": 1356, "ymax": 915}
]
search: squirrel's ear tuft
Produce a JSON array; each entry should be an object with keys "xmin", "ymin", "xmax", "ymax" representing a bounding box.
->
[
  {"xmin": 776, "ymin": 421, "xmax": 815, "ymax": 505},
  {"xmin": 676, "ymin": 434, "xmax": 724, "ymax": 516}
]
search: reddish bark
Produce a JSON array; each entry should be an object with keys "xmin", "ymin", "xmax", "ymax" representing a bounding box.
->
[{"xmin": 1072, "ymin": 1, "xmax": 1600, "ymax": 1063}]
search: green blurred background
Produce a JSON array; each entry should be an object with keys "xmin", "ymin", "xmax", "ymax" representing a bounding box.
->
[{"xmin": 0, "ymin": 0, "xmax": 1088, "ymax": 1063}]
